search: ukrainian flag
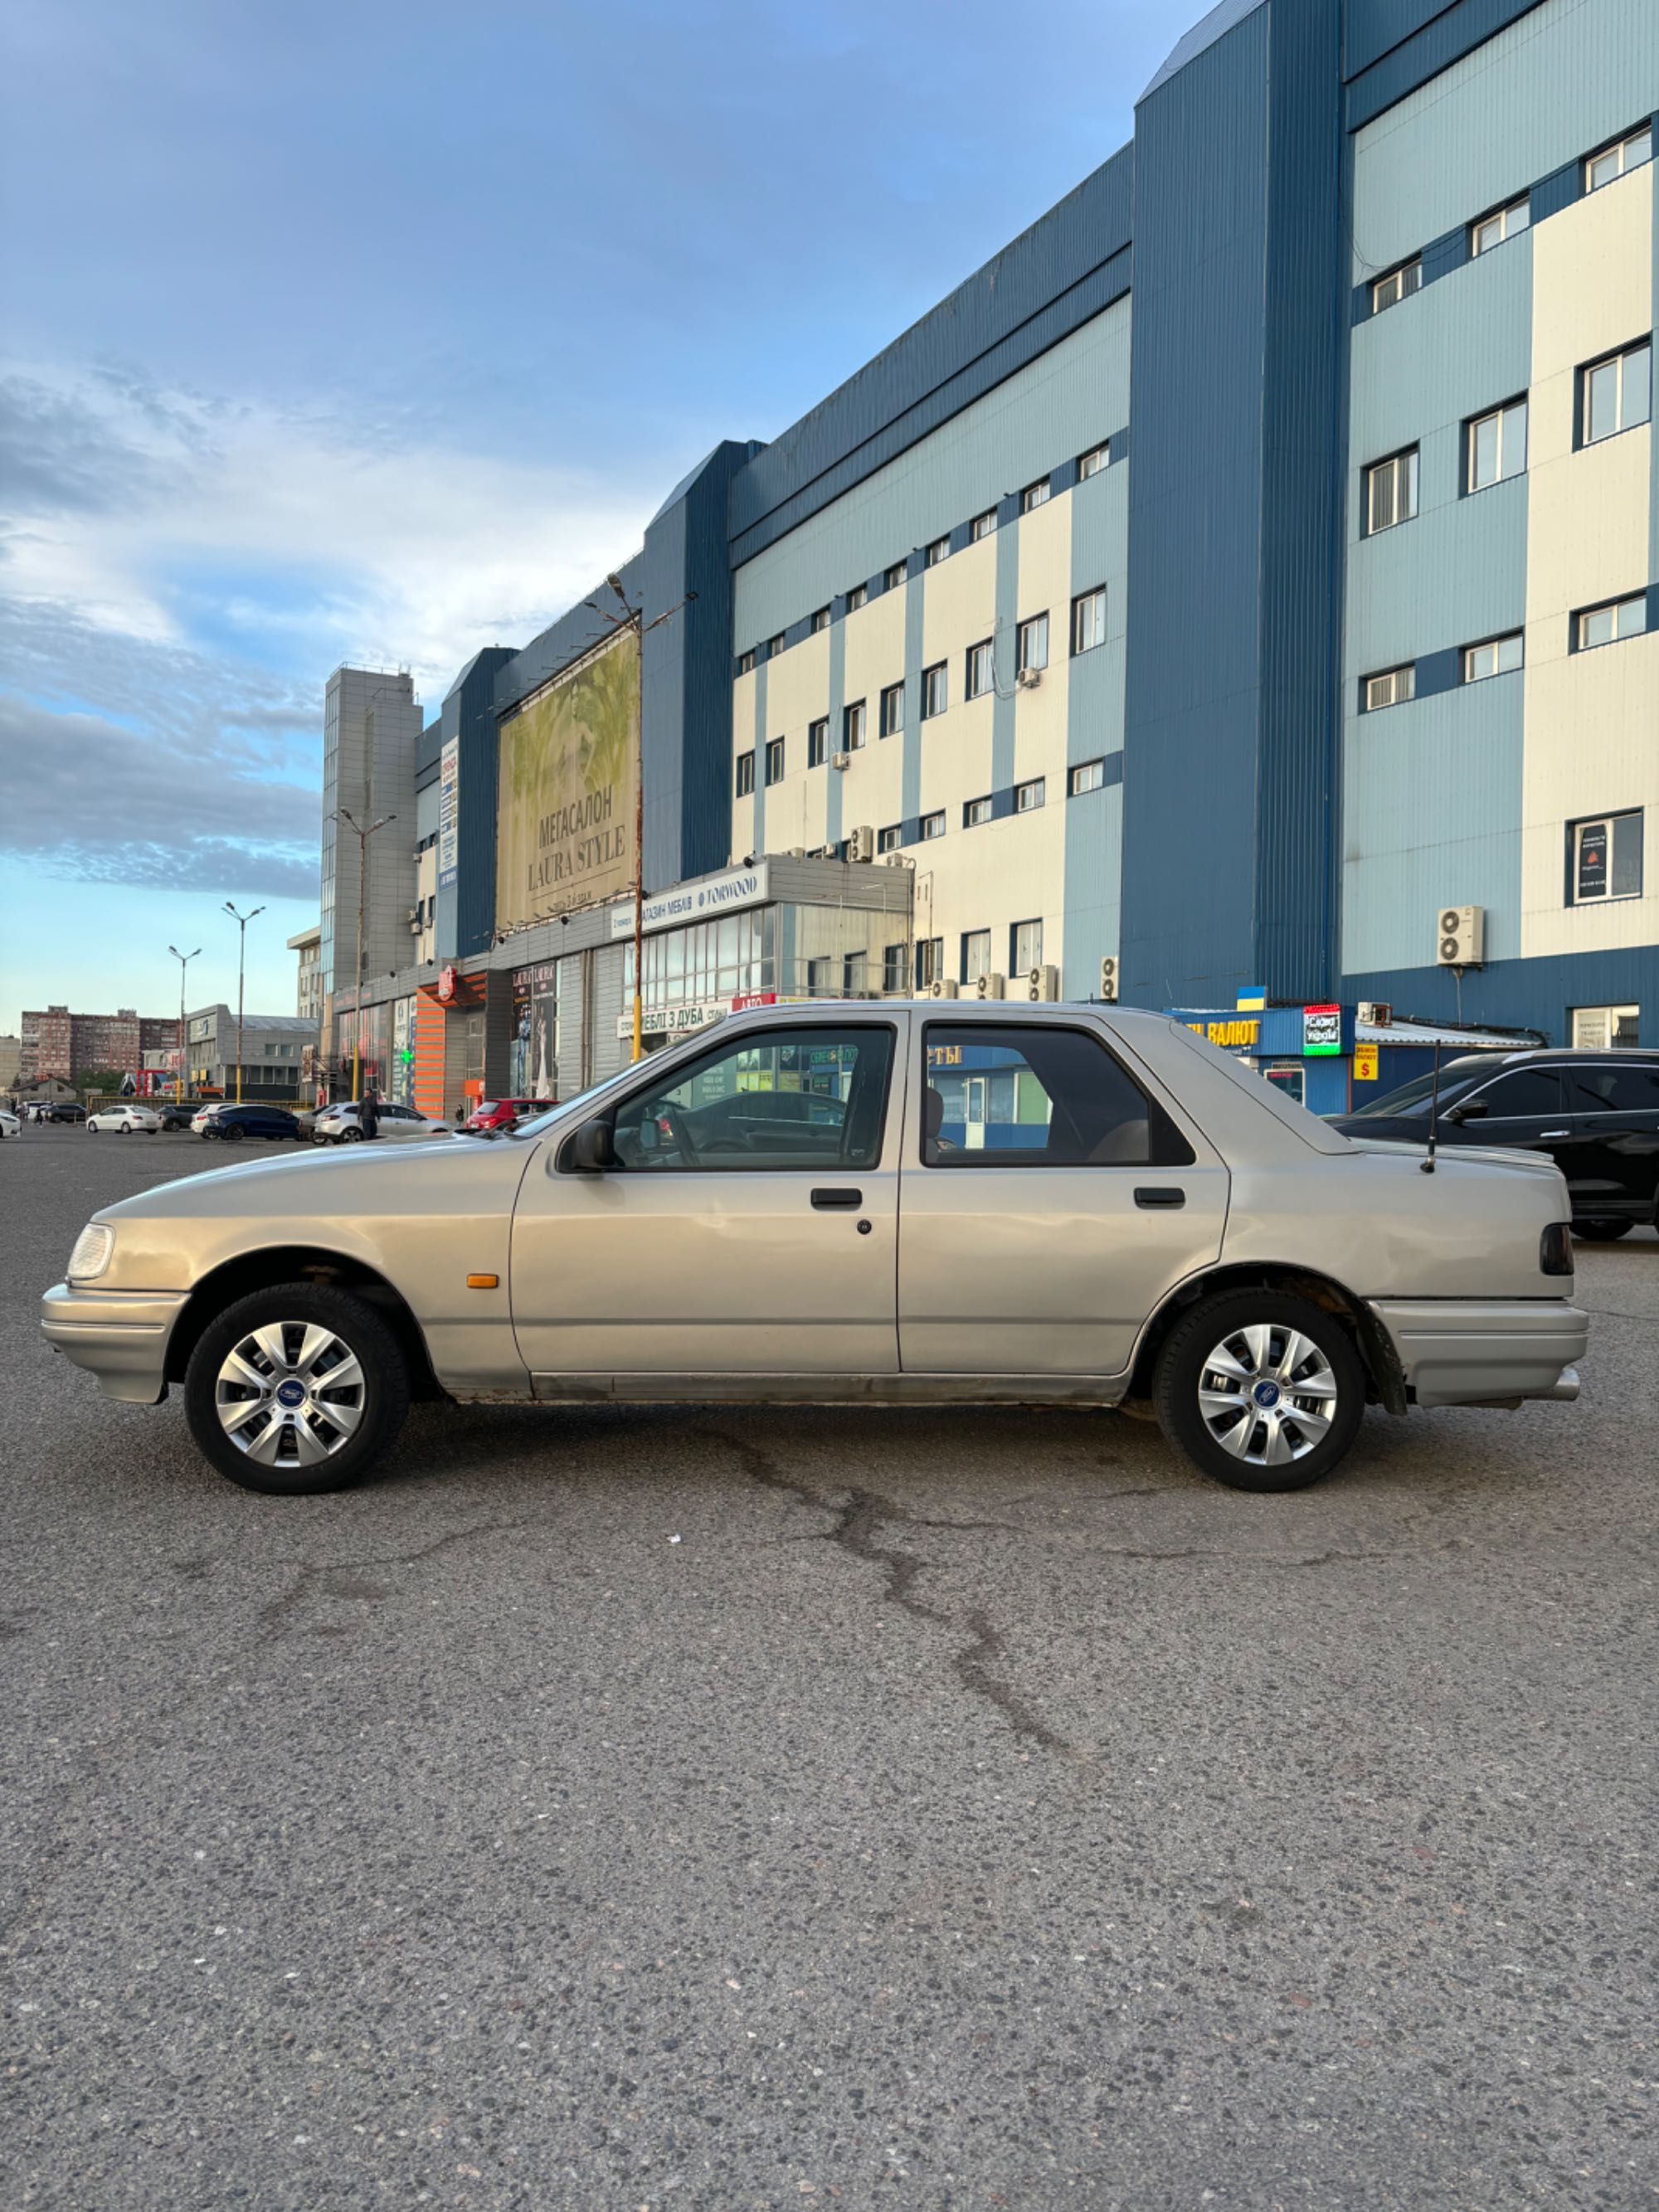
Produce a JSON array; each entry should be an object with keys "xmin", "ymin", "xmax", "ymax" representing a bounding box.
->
[{"xmin": 1236, "ymin": 985, "xmax": 1266, "ymax": 1011}]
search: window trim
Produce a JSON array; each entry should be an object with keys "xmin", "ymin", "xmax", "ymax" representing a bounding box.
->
[
  {"xmin": 879, "ymin": 682, "xmax": 904, "ymax": 738},
  {"xmin": 737, "ymin": 649, "xmax": 756, "ymax": 677},
  {"xmin": 877, "ymin": 824, "xmax": 902, "ymax": 854},
  {"xmin": 1370, "ymin": 257, "xmax": 1422, "ymax": 314},
  {"xmin": 844, "ymin": 698, "xmax": 867, "ymax": 751},
  {"xmin": 1077, "ymin": 444, "xmax": 1108, "ymax": 481},
  {"xmin": 1470, "ymin": 193, "xmax": 1530, "ymax": 255},
  {"xmin": 963, "ymin": 795, "xmax": 992, "ymax": 828},
  {"xmin": 1010, "ymin": 919, "xmax": 1044, "ymax": 975},
  {"xmin": 1016, "ymin": 612, "xmax": 1049, "ymax": 675},
  {"xmin": 965, "ymin": 639, "xmax": 995, "ymax": 701},
  {"xmin": 1360, "ymin": 664, "xmax": 1415, "ymax": 712},
  {"xmin": 845, "ymin": 583, "xmax": 868, "ymax": 612},
  {"xmin": 1071, "ymin": 586, "xmax": 1106, "ymax": 656},
  {"xmin": 807, "ymin": 717, "xmax": 829, "ymax": 768},
  {"xmin": 1019, "ymin": 479, "xmax": 1051, "ymax": 515},
  {"xmin": 1584, "ymin": 122, "xmax": 1652, "ymax": 194},
  {"xmin": 1068, "ymin": 759, "xmax": 1106, "ymax": 796},
  {"xmin": 1464, "ymin": 394, "xmax": 1528, "ymax": 493},
  {"xmin": 1365, "ymin": 445, "xmax": 1419, "ymax": 535},
  {"xmin": 735, "ymin": 750, "xmax": 756, "ymax": 796},
  {"xmin": 960, "ymin": 930, "xmax": 991, "ymax": 986},
  {"xmin": 766, "ymin": 634, "xmax": 785, "ymax": 660},
  {"xmin": 924, "ymin": 536, "xmax": 949, "ymax": 568},
  {"xmin": 884, "ymin": 562, "xmax": 907, "ymax": 591},
  {"xmin": 1579, "ymin": 338, "xmax": 1652, "ymax": 448},
  {"xmin": 764, "ymin": 737, "xmax": 786, "ymax": 786},
  {"xmin": 970, "ymin": 509, "xmax": 997, "ymax": 542},
  {"xmin": 919, "ymin": 810, "xmax": 946, "ymax": 842},
  {"xmin": 1014, "ymin": 777, "xmax": 1045, "ymax": 814}
]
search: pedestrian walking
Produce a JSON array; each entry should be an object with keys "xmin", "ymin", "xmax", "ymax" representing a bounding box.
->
[{"xmin": 359, "ymin": 1086, "xmax": 380, "ymax": 1141}]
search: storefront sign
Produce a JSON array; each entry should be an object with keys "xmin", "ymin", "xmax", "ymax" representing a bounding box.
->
[
  {"xmin": 438, "ymin": 737, "xmax": 460, "ymax": 890},
  {"xmin": 1199, "ymin": 1018, "xmax": 1259, "ymax": 1048},
  {"xmin": 615, "ymin": 1000, "xmax": 723, "ymax": 1042},
  {"xmin": 609, "ymin": 863, "xmax": 771, "ymax": 941},
  {"xmin": 1303, "ymin": 1004, "xmax": 1341, "ymax": 1056},
  {"xmin": 1353, "ymin": 1043, "xmax": 1379, "ymax": 1082}
]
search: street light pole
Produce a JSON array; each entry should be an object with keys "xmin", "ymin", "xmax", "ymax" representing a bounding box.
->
[
  {"xmin": 222, "ymin": 902, "xmax": 265, "ymax": 1104},
  {"xmin": 167, "ymin": 944, "xmax": 202, "ymax": 1101},
  {"xmin": 329, "ymin": 809, "xmax": 395, "ymax": 1101}
]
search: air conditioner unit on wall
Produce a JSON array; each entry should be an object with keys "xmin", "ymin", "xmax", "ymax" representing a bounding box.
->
[
  {"xmin": 1357, "ymin": 1000, "xmax": 1392, "ymax": 1026},
  {"xmin": 1098, "ymin": 955, "xmax": 1119, "ymax": 1004},
  {"xmin": 1026, "ymin": 965, "xmax": 1060, "ymax": 1001},
  {"xmin": 849, "ymin": 824, "xmax": 875, "ymax": 863},
  {"xmin": 1435, "ymin": 906, "xmax": 1485, "ymax": 967},
  {"xmin": 975, "ymin": 971, "xmax": 1005, "ymax": 999},
  {"xmin": 1015, "ymin": 668, "xmax": 1043, "ymax": 690},
  {"xmin": 927, "ymin": 977, "xmax": 959, "ymax": 999},
  {"xmin": 830, "ymin": 751, "xmax": 851, "ymax": 772}
]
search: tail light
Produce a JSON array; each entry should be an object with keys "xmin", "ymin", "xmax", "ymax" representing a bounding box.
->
[{"xmin": 1540, "ymin": 1223, "xmax": 1573, "ymax": 1277}]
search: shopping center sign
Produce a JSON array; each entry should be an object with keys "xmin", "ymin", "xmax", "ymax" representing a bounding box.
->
[{"xmin": 608, "ymin": 863, "xmax": 771, "ymax": 941}]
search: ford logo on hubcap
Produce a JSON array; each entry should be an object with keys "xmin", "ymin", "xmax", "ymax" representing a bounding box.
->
[
  {"xmin": 1252, "ymin": 1380, "xmax": 1281, "ymax": 1409},
  {"xmin": 275, "ymin": 1379, "xmax": 306, "ymax": 1409}
]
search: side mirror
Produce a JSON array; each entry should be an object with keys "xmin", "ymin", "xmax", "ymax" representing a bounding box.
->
[
  {"xmin": 1447, "ymin": 1097, "xmax": 1487, "ymax": 1125},
  {"xmin": 568, "ymin": 1118, "xmax": 615, "ymax": 1173}
]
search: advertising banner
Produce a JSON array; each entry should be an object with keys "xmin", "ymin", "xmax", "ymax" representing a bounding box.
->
[
  {"xmin": 438, "ymin": 738, "xmax": 460, "ymax": 891},
  {"xmin": 607, "ymin": 862, "xmax": 770, "ymax": 941},
  {"xmin": 496, "ymin": 633, "xmax": 638, "ymax": 932}
]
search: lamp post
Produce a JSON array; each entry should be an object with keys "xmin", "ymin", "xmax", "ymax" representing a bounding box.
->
[
  {"xmin": 328, "ymin": 808, "xmax": 395, "ymax": 1101},
  {"xmin": 167, "ymin": 944, "xmax": 201, "ymax": 1101},
  {"xmin": 222, "ymin": 902, "xmax": 265, "ymax": 1103}
]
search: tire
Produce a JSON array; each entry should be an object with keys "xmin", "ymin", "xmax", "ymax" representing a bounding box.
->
[
  {"xmin": 1571, "ymin": 1218, "xmax": 1633, "ymax": 1241},
  {"xmin": 223, "ymin": 1125, "xmax": 244, "ymax": 1141},
  {"xmin": 1153, "ymin": 1289, "xmax": 1366, "ymax": 1494},
  {"xmin": 342, "ymin": 1126, "xmax": 365, "ymax": 1142},
  {"xmin": 183, "ymin": 1283, "xmax": 411, "ymax": 1496}
]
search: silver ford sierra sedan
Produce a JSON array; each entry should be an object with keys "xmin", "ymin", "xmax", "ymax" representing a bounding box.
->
[{"xmin": 41, "ymin": 1002, "xmax": 1588, "ymax": 1498}]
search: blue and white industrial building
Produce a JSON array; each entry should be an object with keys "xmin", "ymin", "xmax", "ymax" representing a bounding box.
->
[{"xmin": 320, "ymin": 0, "xmax": 1659, "ymax": 1111}]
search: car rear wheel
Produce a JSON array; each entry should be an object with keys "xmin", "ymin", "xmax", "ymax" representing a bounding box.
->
[
  {"xmin": 1571, "ymin": 1218, "xmax": 1632, "ymax": 1241},
  {"xmin": 342, "ymin": 1126, "xmax": 364, "ymax": 1142},
  {"xmin": 1153, "ymin": 1289, "xmax": 1366, "ymax": 1494},
  {"xmin": 183, "ymin": 1284, "xmax": 411, "ymax": 1495}
]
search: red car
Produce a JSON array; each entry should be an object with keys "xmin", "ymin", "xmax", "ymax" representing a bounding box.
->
[{"xmin": 464, "ymin": 1096, "xmax": 547, "ymax": 1133}]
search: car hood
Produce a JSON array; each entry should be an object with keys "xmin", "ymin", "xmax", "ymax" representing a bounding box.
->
[{"xmin": 98, "ymin": 1134, "xmax": 504, "ymax": 1218}]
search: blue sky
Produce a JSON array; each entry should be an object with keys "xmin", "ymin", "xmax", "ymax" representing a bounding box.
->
[{"xmin": 0, "ymin": 0, "xmax": 1179, "ymax": 1035}]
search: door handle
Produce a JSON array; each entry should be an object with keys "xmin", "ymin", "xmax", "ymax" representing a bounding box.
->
[
  {"xmin": 1135, "ymin": 1186, "xmax": 1186, "ymax": 1208},
  {"xmin": 1538, "ymin": 1130, "xmax": 1569, "ymax": 1141},
  {"xmin": 810, "ymin": 1187, "xmax": 863, "ymax": 1208}
]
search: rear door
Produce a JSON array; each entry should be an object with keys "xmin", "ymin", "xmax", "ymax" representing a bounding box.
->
[
  {"xmin": 898, "ymin": 1017, "xmax": 1228, "ymax": 1377},
  {"xmin": 1555, "ymin": 1061, "xmax": 1659, "ymax": 1214}
]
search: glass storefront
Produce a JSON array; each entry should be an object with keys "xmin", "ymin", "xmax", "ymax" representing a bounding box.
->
[{"xmin": 389, "ymin": 997, "xmax": 416, "ymax": 1106}]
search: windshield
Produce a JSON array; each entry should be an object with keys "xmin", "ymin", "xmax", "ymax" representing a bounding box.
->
[
  {"xmin": 508, "ymin": 1060, "xmax": 647, "ymax": 1140},
  {"xmin": 1347, "ymin": 1057, "xmax": 1506, "ymax": 1118}
]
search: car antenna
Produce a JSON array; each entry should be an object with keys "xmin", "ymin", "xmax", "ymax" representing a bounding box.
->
[{"xmin": 1420, "ymin": 1042, "xmax": 1443, "ymax": 1174}]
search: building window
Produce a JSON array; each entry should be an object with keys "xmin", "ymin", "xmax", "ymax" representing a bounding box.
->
[
  {"xmin": 1077, "ymin": 444, "xmax": 1108, "ymax": 481},
  {"xmin": 925, "ymin": 536, "xmax": 949, "ymax": 568},
  {"xmin": 885, "ymin": 562, "xmax": 907, "ymax": 591},
  {"xmin": 1069, "ymin": 759, "xmax": 1105, "ymax": 795},
  {"xmin": 883, "ymin": 944, "xmax": 908, "ymax": 994},
  {"xmin": 736, "ymin": 751, "xmax": 756, "ymax": 796},
  {"xmin": 1463, "ymin": 633, "xmax": 1523, "ymax": 682},
  {"xmin": 846, "ymin": 583, "xmax": 867, "ymax": 612},
  {"xmin": 1471, "ymin": 195, "xmax": 1530, "ymax": 255},
  {"xmin": 737, "ymin": 649, "xmax": 756, "ymax": 676},
  {"xmin": 966, "ymin": 639, "xmax": 995, "ymax": 699},
  {"xmin": 1016, "ymin": 613, "xmax": 1049, "ymax": 674},
  {"xmin": 807, "ymin": 717, "xmax": 829, "ymax": 767},
  {"xmin": 1365, "ymin": 447, "xmax": 1418, "ymax": 533},
  {"xmin": 878, "ymin": 682, "xmax": 903, "ymax": 738},
  {"xmin": 1371, "ymin": 259, "xmax": 1422, "ymax": 313},
  {"xmin": 920, "ymin": 810, "xmax": 946, "ymax": 841},
  {"xmin": 767, "ymin": 634, "xmax": 785, "ymax": 659},
  {"xmin": 1019, "ymin": 479, "xmax": 1051, "ymax": 515},
  {"xmin": 1014, "ymin": 778, "xmax": 1045, "ymax": 814},
  {"xmin": 1072, "ymin": 587, "xmax": 1106, "ymax": 655},
  {"xmin": 921, "ymin": 662, "xmax": 948, "ymax": 718},
  {"xmin": 1581, "ymin": 341, "xmax": 1651, "ymax": 445},
  {"xmin": 971, "ymin": 509, "xmax": 996, "ymax": 542},
  {"xmin": 1572, "ymin": 1004, "xmax": 1641, "ymax": 1049},
  {"xmin": 877, "ymin": 824, "xmax": 902, "ymax": 854},
  {"xmin": 1570, "ymin": 810, "xmax": 1642, "ymax": 902},
  {"xmin": 1011, "ymin": 919, "xmax": 1044, "ymax": 974},
  {"xmin": 844, "ymin": 699, "xmax": 867, "ymax": 751},
  {"xmin": 1585, "ymin": 124, "xmax": 1652, "ymax": 194},
  {"xmin": 1575, "ymin": 593, "xmax": 1648, "ymax": 650},
  {"xmin": 811, "ymin": 606, "xmax": 830, "ymax": 634},
  {"xmin": 963, "ymin": 795, "xmax": 992, "ymax": 827},
  {"xmin": 962, "ymin": 931, "xmax": 991, "ymax": 984},
  {"xmin": 765, "ymin": 737, "xmax": 786, "ymax": 786},
  {"xmin": 1362, "ymin": 664, "xmax": 1415, "ymax": 712},
  {"xmin": 1467, "ymin": 396, "xmax": 1527, "ymax": 491},
  {"xmin": 916, "ymin": 938, "xmax": 944, "ymax": 989}
]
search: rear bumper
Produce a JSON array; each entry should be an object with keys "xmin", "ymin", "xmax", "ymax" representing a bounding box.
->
[
  {"xmin": 40, "ymin": 1282, "xmax": 190, "ymax": 1404},
  {"xmin": 1367, "ymin": 1297, "xmax": 1588, "ymax": 1409}
]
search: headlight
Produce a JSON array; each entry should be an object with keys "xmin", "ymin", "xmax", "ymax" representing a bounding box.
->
[{"xmin": 68, "ymin": 1222, "xmax": 115, "ymax": 1281}]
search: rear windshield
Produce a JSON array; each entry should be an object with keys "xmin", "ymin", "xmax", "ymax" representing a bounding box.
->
[{"xmin": 1348, "ymin": 1057, "xmax": 1506, "ymax": 1119}]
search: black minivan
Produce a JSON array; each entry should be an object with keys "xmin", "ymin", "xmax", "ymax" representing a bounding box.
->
[{"xmin": 1329, "ymin": 1050, "xmax": 1659, "ymax": 1238}]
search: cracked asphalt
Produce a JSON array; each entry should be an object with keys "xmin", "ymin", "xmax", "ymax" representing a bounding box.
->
[{"xmin": 2, "ymin": 1125, "xmax": 1656, "ymax": 2210}]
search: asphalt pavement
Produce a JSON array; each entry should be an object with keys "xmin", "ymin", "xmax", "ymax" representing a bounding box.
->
[{"xmin": 2, "ymin": 1123, "xmax": 1655, "ymax": 2210}]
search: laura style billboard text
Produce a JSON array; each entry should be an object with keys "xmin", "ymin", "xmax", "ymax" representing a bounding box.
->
[{"xmin": 495, "ymin": 634, "xmax": 637, "ymax": 931}]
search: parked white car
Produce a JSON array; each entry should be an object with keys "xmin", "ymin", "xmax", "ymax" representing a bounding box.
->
[
  {"xmin": 86, "ymin": 1105, "xmax": 161, "ymax": 1135},
  {"xmin": 189, "ymin": 1105, "xmax": 226, "ymax": 1135},
  {"xmin": 311, "ymin": 1101, "xmax": 455, "ymax": 1145},
  {"xmin": 0, "ymin": 1106, "xmax": 19, "ymax": 1140}
]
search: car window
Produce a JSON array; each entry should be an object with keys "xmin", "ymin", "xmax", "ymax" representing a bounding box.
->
[
  {"xmin": 1564, "ymin": 1064, "xmax": 1659, "ymax": 1112},
  {"xmin": 1348, "ymin": 1058, "xmax": 1504, "ymax": 1117},
  {"xmin": 607, "ymin": 1024, "xmax": 895, "ymax": 1171},
  {"xmin": 1478, "ymin": 1069, "xmax": 1563, "ymax": 1116},
  {"xmin": 922, "ymin": 1023, "xmax": 1191, "ymax": 1168}
]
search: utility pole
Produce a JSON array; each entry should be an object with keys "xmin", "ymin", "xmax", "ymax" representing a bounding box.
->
[
  {"xmin": 222, "ymin": 902, "xmax": 265, "ymax": 1103},
  {"xmin": 329, "ymin": 809, "xmax": 395, "ymax": 1101},
  {"xmin": 582, "ymin": 576, "xmax": 695, "ymax": 1061},
  {"xmin": 167, "ymin": 945, "xmax": 201, "ymax": 1100}
]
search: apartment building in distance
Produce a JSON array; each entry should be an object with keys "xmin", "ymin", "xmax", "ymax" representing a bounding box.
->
[{"xmin": 20, "ymin": 1006, "xmax": 179, "ymax": 1087}]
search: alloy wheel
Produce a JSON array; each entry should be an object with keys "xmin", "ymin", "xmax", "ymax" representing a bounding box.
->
[
  {"xmin": 1196, "ymin": 1322, "xmax": 1338, "ymax": 1467},
  {"xmin": 213, "ymin": 1320, "xmax": 367, "ymax": 1469}
]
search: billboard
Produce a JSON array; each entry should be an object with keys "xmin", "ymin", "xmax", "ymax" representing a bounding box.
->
[
  {"xmin": 438, "ymin": 739, "xmax": 460, "ymax": 890},
  {"xmin": 496, "ymin": 632, "xmax": 637, "ymax": 932}
]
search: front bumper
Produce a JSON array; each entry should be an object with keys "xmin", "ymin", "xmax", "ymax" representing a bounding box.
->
[
  {"xmin": 1368, "ymin": 1297, "xmax": 1588, "ymax": 1409},
  {"xmin": 40, "ymin": 1281, "xmax": 190, "ymax": 1404}
]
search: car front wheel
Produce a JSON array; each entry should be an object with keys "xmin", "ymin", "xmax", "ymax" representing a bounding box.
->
[
  {"xmin": 1152, "ymin": 1289, "xmax": 1366, "ymax": 1494},
  {"xmin": 183, "ymin": 1284, "xmax": 411, "ymax": 1495}
]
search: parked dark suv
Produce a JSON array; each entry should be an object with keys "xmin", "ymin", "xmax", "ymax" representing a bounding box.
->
[{"xmin": 1330, "ymin": 1049, "xmax": 1659, "ymax": 1238}]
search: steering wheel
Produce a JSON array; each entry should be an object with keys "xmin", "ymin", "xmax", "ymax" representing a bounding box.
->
[{"xmin": 658, "ymin": 1101, "xmax": 700, "ymax": 1163}]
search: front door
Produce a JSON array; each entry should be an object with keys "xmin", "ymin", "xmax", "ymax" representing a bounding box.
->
[
  {"xmin": 510, "ymin": 1017, "xmax": 907, "ymax": 1377},
  {"xmin": 899, "ymin": 1018, "xmax": 1229, "ymax": 1376}
]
